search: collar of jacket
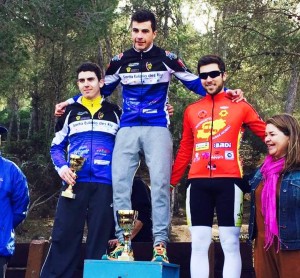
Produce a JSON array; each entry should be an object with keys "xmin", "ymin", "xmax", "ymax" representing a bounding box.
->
[
  {"xmin": 130, "ymin": 44, "xmax": 160, "ymax": 58},
  {"xmin": 133, "ymin": 43, "xmax": 154, "ymax": 53}
]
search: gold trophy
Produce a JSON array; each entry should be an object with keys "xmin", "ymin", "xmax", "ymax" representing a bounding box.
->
[
  {"xmin": 117, "ymin": 210, "xmax": 138, "ymax": 261},
  {"xmin": 61, "ymin": 154, "xmax": 85, "ymax": 199}
]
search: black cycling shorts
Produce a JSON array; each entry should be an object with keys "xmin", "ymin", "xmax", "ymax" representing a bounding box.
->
[{"xmin": 186, "ymin": 178, "xmax": 243, "ymax": 227}]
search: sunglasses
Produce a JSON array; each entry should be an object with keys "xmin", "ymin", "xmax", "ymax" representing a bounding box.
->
[{"xmin": 199, "ymin": 71, "xmax": 223, "ymax": 79}]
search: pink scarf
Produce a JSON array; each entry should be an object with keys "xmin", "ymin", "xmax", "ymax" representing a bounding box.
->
[{"xmin": 260, "ymin": 155, "xmax": 285, "ymax": 251}]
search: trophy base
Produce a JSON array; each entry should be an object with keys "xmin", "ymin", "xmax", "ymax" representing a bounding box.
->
[
  {"xmin": 118, "ymin": 253, "xmax": 134, "ymax": 261},
  {"xmin": 61, "ymin": 190, "xmax": 76, "ymax": 199}
]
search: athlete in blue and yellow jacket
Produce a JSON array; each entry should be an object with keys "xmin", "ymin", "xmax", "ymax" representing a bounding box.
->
[
  {"xmin": 50, "ymin": 97, "xmax": 121, "ymax": 185},
  {"xmin": 41, "ymin": 62, "xmax": 122, "ymax": 278}
]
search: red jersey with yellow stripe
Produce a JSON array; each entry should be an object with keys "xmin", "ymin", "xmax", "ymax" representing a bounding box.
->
[{"xmin": 171, "ymin": 92, "xmax": 265, "ymax": 185}]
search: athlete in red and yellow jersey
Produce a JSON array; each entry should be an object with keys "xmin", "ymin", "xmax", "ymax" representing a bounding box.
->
[
  {"xmin": 171, "ymin": 87, "xmax": 265, "ymax": 183},
  {"xmin": 171, "ymin": 55, "xmax": 265, "ymax": 278}
]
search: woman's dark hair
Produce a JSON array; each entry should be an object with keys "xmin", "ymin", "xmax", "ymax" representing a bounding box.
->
[{"xmin": 266, "ymin": 113, "xmax": 300, "ymax": 171}]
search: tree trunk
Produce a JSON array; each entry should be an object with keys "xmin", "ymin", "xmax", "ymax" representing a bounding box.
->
[
  {"xmin": 16, "ymin": 100, "xmax": 20, "ymax": 142},
  {"xmin": 285, "ymin": 63, "xmax": 299, "ymax": 114},
  {"xmin": 31, "ymin": 91, "xmax": 40, "ymax": 135},
  {"xmin": 162, "ymin": 0, "xmax": 170, "ymax": 38},
  {"xmin": 104, "ymin": 34, "xmax": 112, "ymax": 61},
  {"xmin": 7, "ymin": 93, "xmax": 20, "ymax": 142},
  {"xmin": 27, "ymin": 110, "xmax": 33, "ymax": 140},
  {"xmin": 97, "ymin": 40, "xmax": 105, "ymax": 78},
  {"xmin": 7, "ymin": 110, "xmax": 14, "ymax": 143}
]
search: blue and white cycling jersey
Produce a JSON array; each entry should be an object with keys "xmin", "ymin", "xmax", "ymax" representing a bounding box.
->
[
  {"xmin": 51, "ymin": 98, "xmax": 121, "ymax": 185},
  {"xmin": 101, "ymin": 44, "xmax": 206, "ymax": 128},
  {"xmin": 69, "ymin": 45, "xmax": 205, "ymax": 128}
]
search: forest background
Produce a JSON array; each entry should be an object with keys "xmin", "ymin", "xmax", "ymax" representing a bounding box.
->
[{"xmin": 0, "ymin": 0, "xmax": 299, "ymax": 242}]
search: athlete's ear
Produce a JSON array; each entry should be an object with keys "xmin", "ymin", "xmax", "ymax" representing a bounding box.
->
[
  {"xmin": 99, "ymin": 79, "xmax": 104, "ymax": 88},
  {"xmin": 222, "ymin": 72, "xmax": 227, "ymax": 82}
]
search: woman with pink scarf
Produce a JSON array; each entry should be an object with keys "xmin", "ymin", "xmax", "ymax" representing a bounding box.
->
[{"xmin": 248, "ymin": 113, "xmax": 300, "ymax": 277}]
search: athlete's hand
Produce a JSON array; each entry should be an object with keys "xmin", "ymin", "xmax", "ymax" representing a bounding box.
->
[
  {"xmin": 58, "ymin": 165, "xmax": 77, "ymax": 185},
  {"xmin": 55, "ymin": 101, "xmax": 69, "ymax": 117},
  {"xmin": 166, "ymin": 103, "xmax": 174, "ymax": 117},
  {"xmin": 226, "ymin": 89, "xmax": 245, "ymax": 103},
  {"xmin": 108, "ymin": 239, "xmax": 119, "ymax": 248}
]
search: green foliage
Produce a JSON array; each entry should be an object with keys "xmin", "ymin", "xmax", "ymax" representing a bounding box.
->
[{"xmin": 202, "ymin": 0, "xmax": 300, "ymax": 116}]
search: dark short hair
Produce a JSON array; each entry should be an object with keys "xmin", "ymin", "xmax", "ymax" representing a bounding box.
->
[
  {"xmin": 131, "ymin": 9, "xmax": 156, "ymax": 32},
  {"xmin": 197, "ymin": 55, "xmax": 226, "ymax": 75},
  {"xmin": 76, "ymin": 62, "xmax": 101, "ymax": 80}
]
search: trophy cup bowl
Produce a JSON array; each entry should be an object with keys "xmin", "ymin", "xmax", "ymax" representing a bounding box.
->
[
  {"xmin": 61, "ymin": 154, "xmax": 85, "ymax": 199},
  {"xmin": 117, "ymin": 210, "xmax": 138, "ymax": 261}
]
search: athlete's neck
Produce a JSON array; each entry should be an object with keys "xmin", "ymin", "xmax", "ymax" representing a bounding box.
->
[{"xmin": 133, "ymin": 43, "xmax": 154, "ymax": 53}]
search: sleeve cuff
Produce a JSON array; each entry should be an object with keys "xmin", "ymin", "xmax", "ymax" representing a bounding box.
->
[{"xmin": 58, "ymin": 165, "xmax": 68, "ymax": 176}]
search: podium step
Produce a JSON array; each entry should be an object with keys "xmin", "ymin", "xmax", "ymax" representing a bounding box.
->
[{"xmin": 84, "ymin": 259, "xmax": 180, "ymax": 278}]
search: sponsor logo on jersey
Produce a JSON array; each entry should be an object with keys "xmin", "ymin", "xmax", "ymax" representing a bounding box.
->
[
  {"xmin": 211, "ymin": 155, "xmax": 224, "ymax": 160},
  {"xmin": 112, "ymin": 53, "xmax": 123, "ymax": 61},
  {"xmin": 76, "ymin": 116, "xmax": 81, "ymax": 120},
  {"xmin": 79, "ymin": 116, "xmax": 90, "ymax": 121},
  {"xmin": 142, "ymin": 109, "xmax": 157, "ymax": 114},
  {"xmin": 195, "ymin": 142, "xmax": 209, "ymax": 151},
  {"xmin": 146, "ymin": 62, "xmax": 152, "ymax": 71},
  {"xmin": 126, "ymin": 67, "xmax": 131, "ymax": 73},
  {"xmin": 219, "ymin": 109, "xmax": 228, "ymax": 117},
  {"xmin": 212, "ymin": 125, "xmax": 231, "ymax": 140},
  {"xmin": 220, "ymin": 106, "xmax": 229, "ymax": 109},
  {"xmin": 225, "ymin": 151, "xmax": 234, "ymax": 160},
  {"xmin": 197, "ymin": 119, "xmax": 227, "ymax": 139},
  {"xmin": 165, "ymin": 51, "xmax": 177, "ymax": 60},
  {"xmin": 198, "ymin": 110, "xmax": 207, "ymax": 118},
  {"xmin": 95, "ymin": 148, "xmax": 110, "ymax": 155},
  {"xmin": 69, "ymin": 119, "xmax": 118, "ymax": 136},
  {"xmin": 201, "ymin": 152, "xmax": 210, "ymax": 159},
  {"xmin": 77, "ymin": 111, "xmax": 89, "ymax": 116},
  {"xmin": 177, "ymin": 59, "xmax": 187, "ymax": 70},
  {"xmin": 94, "ymin": 159, "xmax": 110, "ymax": 165},
  {"xmin": 207, "ymin": 162, "xmax": 216, "ymax": 170},
  {"xmin": 193, "ymin": 152, "xmax": 201, "ymax": 162},
  {"xmin": 98, "ymin": 112, "xmax": 104, "ymax": 119},
  {"xmin": 74, "ymin": 146, "xmax": 89, "ymax": 156},
  {"xmin": 214, "ymin": 142, "xmax": 232, "ymax": 148},
  {"xmin": 128, "ymin": 63, "xmax": 139, "ymax": 67}
]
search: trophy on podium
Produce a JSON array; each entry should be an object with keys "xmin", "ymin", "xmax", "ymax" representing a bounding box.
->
[
  {"xmin": 117, "ymin": 210, "xmax": 138, "ymax": 261},
  {"xmin": 61, "ymin": 154, "xmax": 85, "ymax": 199}
]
